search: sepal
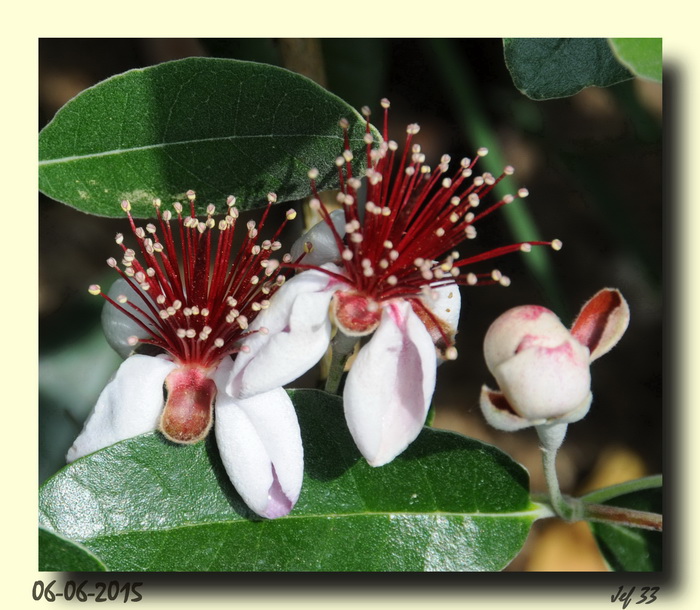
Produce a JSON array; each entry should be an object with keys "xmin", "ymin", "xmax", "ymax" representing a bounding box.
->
[{"xmin": 570, "ymin": 288, "xmax": 630, "ymax": 362}]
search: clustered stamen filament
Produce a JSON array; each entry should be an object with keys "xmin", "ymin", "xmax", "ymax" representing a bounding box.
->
[
  {"xmin": 89, "ymin": 191, "xmax": 295, "ymax": 369},
  {"xmin": 298, "ymin": 98, "xmax": 561, "ymax": 306}
]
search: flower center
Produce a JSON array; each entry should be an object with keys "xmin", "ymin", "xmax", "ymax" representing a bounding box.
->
[{"xmin": 332, "ymin": 290, "xmax": 382, "ymax": 336}]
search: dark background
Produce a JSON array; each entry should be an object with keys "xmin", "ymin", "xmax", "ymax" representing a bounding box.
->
[{"xmin": 39, "ymin": 38, "xmax": 663, "ymax": 570}]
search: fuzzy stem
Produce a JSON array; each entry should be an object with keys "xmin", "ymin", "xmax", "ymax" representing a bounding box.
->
[
  {"xmin": 538, "ymin": 433, "xmax": 662, "ymax": 531},
  {"xmin": 536, "ymin": 423, "xmax": 583, "ymax": 521},
  {"xmin": 324, "ymin": 330, "xmax": 358, "ymax": 395},
  {"xmin": 541, "ymin": 443, "xmax": 580, "ymax": 521}
]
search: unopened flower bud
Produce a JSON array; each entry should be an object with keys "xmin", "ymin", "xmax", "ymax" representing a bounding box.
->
[
  {"xmin": 482, "ymin": 306, "xmax": 592, "ymax": 426},
  {"xmin": 479, "ymin": 289, "xmax": 629, "ymax": 432}
]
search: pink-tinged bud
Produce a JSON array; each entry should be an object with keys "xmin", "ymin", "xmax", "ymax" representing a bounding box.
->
[
  {"xmin": 479, "ymin": 289, "xmax": 629, "ymax": 432},
  {"xmin": 483, "ymin": 305, "xmax": 592, "ymax": 423}
]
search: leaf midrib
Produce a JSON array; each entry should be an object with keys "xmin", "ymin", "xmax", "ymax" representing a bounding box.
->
[
  {"xmin": 39, "ymin": 132, "xmax": 356, "ymax": 166},
  {"xmin": 46, "ymin": 505, "xmax": 546, "ymax": 544}
]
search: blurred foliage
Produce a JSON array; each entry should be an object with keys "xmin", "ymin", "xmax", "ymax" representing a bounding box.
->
[
  {"xmin": 610, "ymin": 38, "xmax": 663, "ymax": 83},
  {"xmin": 503, "ymin": 38, "xmax": 635, "ymax": 100}
]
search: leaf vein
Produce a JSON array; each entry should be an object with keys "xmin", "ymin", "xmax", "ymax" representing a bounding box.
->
[{"xmin": 39, "ymin": 133, "xmax": 352, "ymax": 166}]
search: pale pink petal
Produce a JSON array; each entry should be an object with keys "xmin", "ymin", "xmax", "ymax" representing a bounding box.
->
[
  {"xmin": 66, "ymin": 355, "xmax": 177, "ymax": 462},
  {"xmin": 555, "ymin": 392, "xmax": 593, "ymax": 424},
  {"xmin": 343, "ymin": 300, "xmax": 436, "ymax": 467},
  {"xmin": 227, "ymin": 265, "xmax": 344, "ymax": 398},
  {"xmin": 213, "ymin": 365, "xmax": 303, "ymax": 519},
  {"xmin": 493, "ymin": 338, "xmax": 592, "ymax": 420},
  {"xmin": 483, "ymin": 305, "xmax": 572, "ymax": 374}
]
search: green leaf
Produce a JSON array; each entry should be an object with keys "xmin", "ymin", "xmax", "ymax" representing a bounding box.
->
[
  {"xmin": 39, "ymin": 58, "xmax": 378, "ymax": 218},
  {"xmin": 39, "ymin": 526, "xmax": 107, "ymax": 571},
  {"xmin": 39, "ymin": 389, "xmax": 542, "ymax": 571},
  {"xmin": 503, "ymin": 38, "xmax": 634, "ymax": 100},
  {"xmin": 585, "ymin": 481, "xmax": 662, "ymax": 571},
  {"xmin": 609, "ymin": 38, "xmax": 662, "ymax": 82}
]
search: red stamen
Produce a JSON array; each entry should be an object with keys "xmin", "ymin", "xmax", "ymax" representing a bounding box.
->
[
  {"xmin": 291, "ymin": 100, "xmax": 561, "ymax": 319},
  {"xmin": 90, "ymin": 192, "xmax": 289, "ymax": 369}
]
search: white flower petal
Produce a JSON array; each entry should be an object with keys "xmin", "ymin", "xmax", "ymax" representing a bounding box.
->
[
  {"xmin": 554, "ymin": 392, "xmax": 593, "ymax": 424},
  {"xmin": 426, "ymin": 282, "xmax": 461, "ymax": 332},
  {"xmin": 227, "ymin": 265, "xmax": 344, "ymax": 398},
  {"xmin": 213, "ymin": 380, "xmax": 303, "ymax": 519},
  {"xmin": 344, "ymin": 300, "xmax": 437, "ymax": 467},
  {"xmin": 66, "ymin": 354, "xmax": 177, "ymax": 462},
  {"xmin": 289, "ymin": 209, "xmax": 347, "ymax": 266},
  {"xmin": 483, "ymin": 305, "xmax": 572, "ymax": 374},
  {"xmin": 494, "ymin": 339, "xmax": 591, "ymax": 419}
]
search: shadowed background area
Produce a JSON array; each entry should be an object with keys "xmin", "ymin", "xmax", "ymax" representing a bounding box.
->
[{"xmin": 39, "ymin": 38, "xmax": 662, "ymax": 571}]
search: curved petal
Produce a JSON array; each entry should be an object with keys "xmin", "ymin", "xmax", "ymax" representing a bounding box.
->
[
  {"xmin": 483, "ymin": 305, "xmax": 571, "ymax": 374},
  {"xmin": 66, "ymin": 354, "xmax": 177, "ymax": 462},
  {"xmin": 413, "ymin": 282, "xmax": 462, "ymax": 360},
  {"xmin": 227, "ymin": 264, "xmax": 344, "ymax": 398},
  {"xmin": 343, "ymin": 300, "xmax": 437, "ymax": 467},
  {"xmin": 554, "ymin": 391, "xmax": 593, "ymax": 424},
  {"xmin": 289, "ymin": 209, "xmax": 347, "ymax": 266},
  {"xmin": 493, "ymin": 338, "xmax": 591, "ymax": 420},
  {"xmin": 479, "ymin": 385, "xmax": 592, "ymax": 433},
  {"xmin": 213, "ymin": 376, "xmax": 303, "ymax": 519},
  {"xmin": 479, "ymin": 385, "xmax": 537, "ymax": 431},
  {"xmin": 426, "ymin": 282, "xmax": 461, "ymax": 333}
]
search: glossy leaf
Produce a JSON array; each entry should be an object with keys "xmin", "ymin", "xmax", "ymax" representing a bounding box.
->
[
  {"xmin": 585, "ymin": 479, "xmax": 662, "ymax": 572},
  {"xmin": 39, "ymin": 58, "xmax": 378, "ymax": 218},
  {"xmin": 39, "ymin": 389, "xmax": 543, "ymax": 571},
  {"xmin": 503, "ymin": 38, "xmax": 634, "ymax": 100},
  {"xmin": 609, "ymin": 38, "xmax": 662, "ymax": 83},
  {"xmin": 39, "ymin": 527, "xmax": 107, "ymax": 571}
]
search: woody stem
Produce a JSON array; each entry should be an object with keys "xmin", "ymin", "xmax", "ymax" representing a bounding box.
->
[{"xmin": 580, "ymin": 502, "xmax": 662, "ymax": 531}]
